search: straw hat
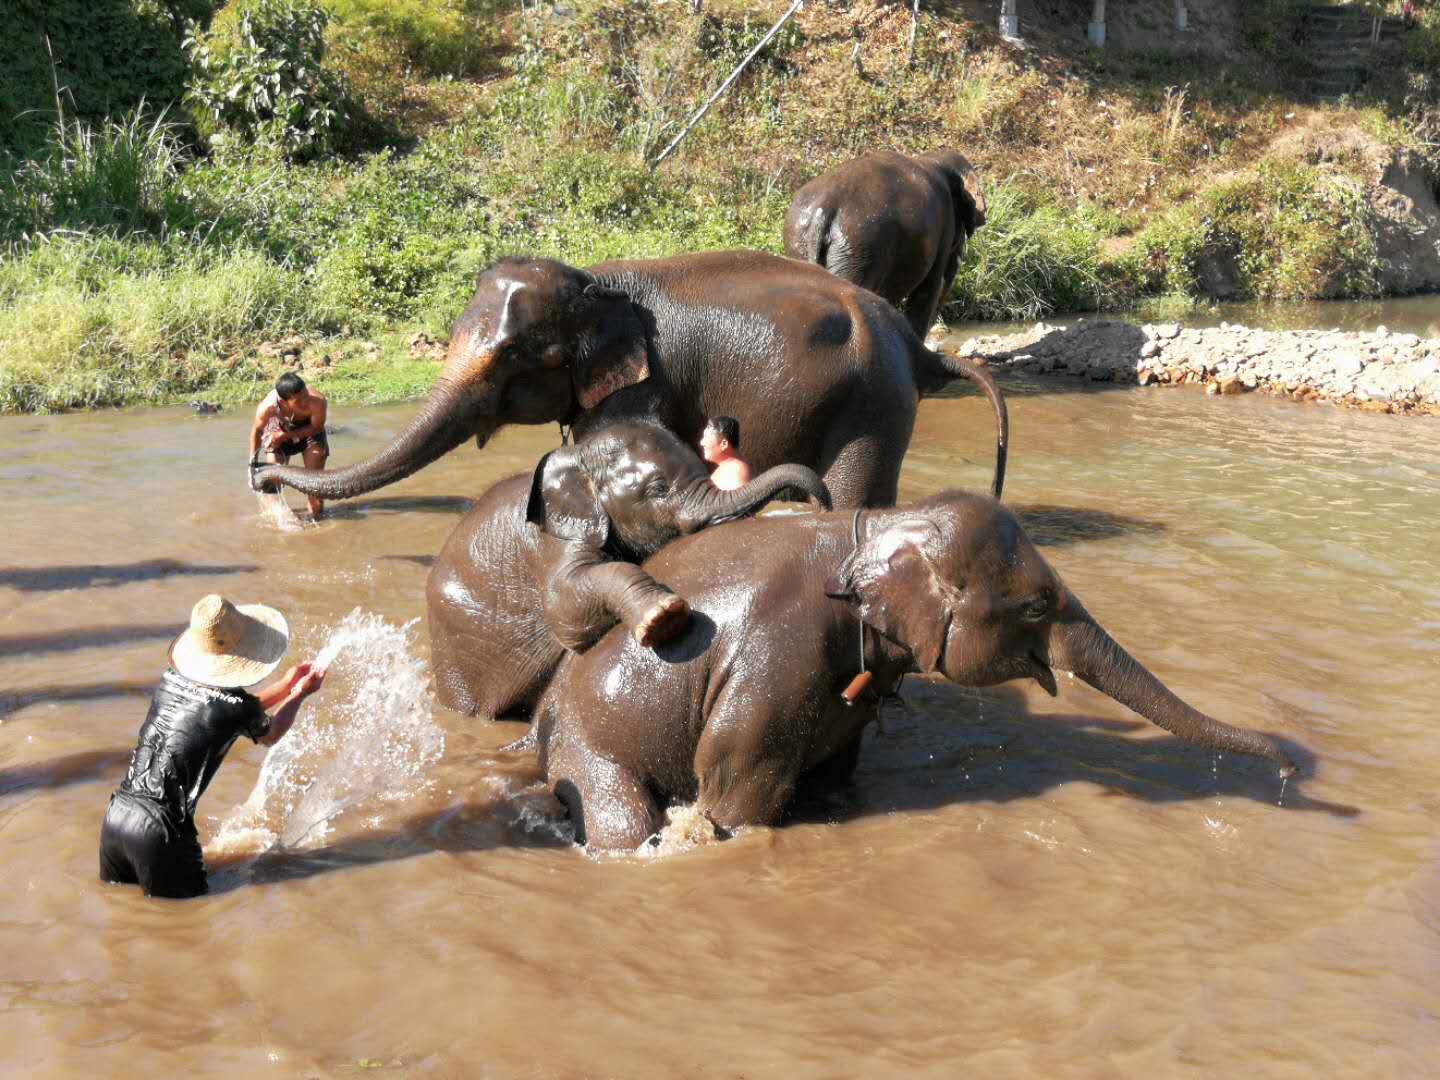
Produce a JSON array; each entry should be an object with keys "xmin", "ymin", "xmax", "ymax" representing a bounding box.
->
[{"xmin": 169, "ymin": 594, "xmax": 289, "ymax": 688}]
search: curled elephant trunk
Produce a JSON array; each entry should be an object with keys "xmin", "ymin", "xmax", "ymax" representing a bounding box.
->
[
  {"xmin": 1047, "ymin": 594, "xmax": 1295, "ymax": 777},
  {"xmin": 678, "ymin": 464, "xmax": 832, "ymax": 531},
  {"xmin": 251, "ymin": 378, "xmax": 489, "ymax": 500}
]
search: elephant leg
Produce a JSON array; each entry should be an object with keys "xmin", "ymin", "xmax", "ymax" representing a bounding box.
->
[
  {"xmin": 692, "ymin": 699, "xmax": 803, "ymax": 833},
  {"xmin": 546, "ymin": 545, "xmax": 689, "ymax": 650},
  {"xmin": 818, "ymin": 390, "xmax": 915, "ymax": 509},
  {"xmin": 549, "ymin": 742, "xmax": 659, "ymax": 851},
  {"xmin": 900, "ymin": 252, "xmax": 956, "ymax": 342}
]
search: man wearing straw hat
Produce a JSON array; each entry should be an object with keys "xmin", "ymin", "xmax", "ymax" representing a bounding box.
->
[{"xmin": 99, "ymin": 594, "xmax": 326, "ymax": 898}]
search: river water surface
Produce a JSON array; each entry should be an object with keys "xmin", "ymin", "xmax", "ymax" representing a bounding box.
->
[{"xmin": 2, "ymin": 354, "xmax": 1438, "ymax": 1074}]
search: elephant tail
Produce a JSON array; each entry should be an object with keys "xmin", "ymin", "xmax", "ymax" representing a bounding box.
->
[
  {"xmin": 784, "ymin": 202, "xmax": 839, "ymax": 270},
  {"xmin": 920, "ymin": 346, "xmax": 1009, "ymax": 501}
]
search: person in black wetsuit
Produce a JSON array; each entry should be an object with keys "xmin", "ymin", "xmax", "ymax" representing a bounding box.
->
[
  {"xmin": 249, "ymin": 371, "xmax": 329, "ymax": 519},
  {"xmin": 99, "ymin": 594, "xmax": 326, "ymax": 898}
]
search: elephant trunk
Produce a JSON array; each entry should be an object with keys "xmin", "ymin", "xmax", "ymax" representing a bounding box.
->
[
  {"xmin": 252, "ymin": 377, "xmax": 490, "ymax": 500},
  {"xmin": 677, "ymin": 464, "xmax": 832, "ymax": 531},
  {"xmin": 1048, "ymin": 594, "xmax": 1295, "ymax": 776}
]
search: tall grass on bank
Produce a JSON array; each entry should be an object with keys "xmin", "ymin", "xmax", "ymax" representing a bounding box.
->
[
  {"xmin": 945, "ymin": 182, "xmax": 1112, "ymax": 322},
  {"xmin": 0, "ymin": 240, "xmax": 333, "ymax": 412},
  {"xmin": 1, "ymin": 107, "xmax": 204, "ymax": 242}
]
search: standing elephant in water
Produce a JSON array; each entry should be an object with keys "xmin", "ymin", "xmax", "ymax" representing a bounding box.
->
[
  {"xmin": 784, "ymin": 150, "xmax": 986, "ymax": 340},
  {"xmin": 251, "ymin": 250, "xmax": 1006, "ymax": 511},
  {"xmin": 534, "ymin": 491, "xmax": 1295, "ymax": 850},
  {"xmin": 428, "ymin": 421, "xmax": 829, "ymax": 718}
]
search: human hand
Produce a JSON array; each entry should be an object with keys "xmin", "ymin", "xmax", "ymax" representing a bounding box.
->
[{"xmin": 295, "ymin": 668, "xmax": 326, "ymax": 697}]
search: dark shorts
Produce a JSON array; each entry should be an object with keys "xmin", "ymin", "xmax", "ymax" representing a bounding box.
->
[
  {"xmin": 99, "ymin": 791, "xmax": 208, "ymax": 899},
  {"xmin": 263, "ymin": 418, "xmax": 329, "ymax": 460}
]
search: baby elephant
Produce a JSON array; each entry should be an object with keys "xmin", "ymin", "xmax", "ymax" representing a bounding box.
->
[
  {"xmin": 784, "ymin": 149, "xmax": 985, "ymax": 340},
  {"xmin": 535, "ymin": 490, "xmax": 1296, "ymax": 850},
  {"xmin": 427, "ymin": 421, "xmax": 830, "ymax": 718}
]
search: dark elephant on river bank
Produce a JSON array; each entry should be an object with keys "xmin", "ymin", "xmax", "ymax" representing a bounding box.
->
[
  {"xmin": 533, "ymin": 490, "xmax": 1296, "ymax": 850},
  {"xmin": 251, "ymin": 251, "xmax": 1007, "ymax": 511},
  {"xmin": 784, "ymin": 150, "xmax": 986, "ymax": 340},
  {"xmin": 428, "ymin": 421, "xmax": 828, "ymax": 718}
]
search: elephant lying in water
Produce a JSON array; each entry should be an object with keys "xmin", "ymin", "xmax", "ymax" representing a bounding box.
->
[
  {"xmin": 533, "ymin": 490, "xmax": 1296, "ymax": 850},
  {"xmin": 784, "ymin": 150, "xmax": 986, "ymax": 341},
  {"xmin": 428, "ymin": 421, "xmax": 828, "ymax": 717},
  {"xmin": 252, "ymin": 251, "xmax": 1006, "ymax": 511}
]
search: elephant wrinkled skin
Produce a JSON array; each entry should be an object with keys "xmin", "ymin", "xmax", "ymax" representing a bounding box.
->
[
  {"xmin": 534, "ymin": 491, "xmax": 1297, "ymax": 850},
  {"xmin": 428, "ymin": 421, "xmax": 829, "ymax": 717},
  {"xmin": 252, "ymin": 251, "xmax": 1006, "ymax": 509},
  {"xmin": 784, "ymin": 150, "xmax": 986, "ymax": 340}
]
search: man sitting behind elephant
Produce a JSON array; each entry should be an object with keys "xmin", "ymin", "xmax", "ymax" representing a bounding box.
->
[{"xmin": 699, "ymin": 416, "xmax": 752, "ymax": 491}]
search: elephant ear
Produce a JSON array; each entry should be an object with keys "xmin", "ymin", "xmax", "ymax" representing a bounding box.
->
[
  {"xmin": 526, "ymin": 449, "xmax": 610, "ymax": 547},
  {"xmin": 823, "ymin": 519, "xmax": 951, "ymax": 674},
  {"xmin": 942, "ymin": 156, "xmax": 986, "ymax": 237},
  {"xmin": 573, "ymin": 284, "xmax": 651, "ymax": 411}
]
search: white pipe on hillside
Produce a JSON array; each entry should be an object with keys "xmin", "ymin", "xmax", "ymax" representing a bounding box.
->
[
  {"xmin": 1088, "ymin": 0, "xmax": 1106, "ymax": 48},
  {"xmin": 652, "ymin": 0, "xmax": 804, "ymax": 167},
  {"xmin": 1175, "ymin": 0, "xmax": 1188, "ymax": 32},
  {"xmin": 999, "ymin": 0, "xmax": 1020, "ymax": 41}
]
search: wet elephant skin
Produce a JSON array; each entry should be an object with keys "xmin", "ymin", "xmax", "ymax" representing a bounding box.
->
[
  {"xmin": 784, "ymin": 150, "xmax": 986, "ymax": 341},
  {"xmin": 253, "ymin": 250, "xmax": 1006, "ymax": 510},
  {"xmin": 427, "ymin": 421, "xmax": 828, "ymax": 717},
  {"xmin": 535, "ymin": 491, "xmax": 1298, "ymax": 850}
]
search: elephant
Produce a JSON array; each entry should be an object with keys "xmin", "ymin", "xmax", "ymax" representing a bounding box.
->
[
  {"xmin": 783, "ymin": 150, "xmax": 986, "ymax": 341},
  {"xmin": 427, "ymin": 420, "xmax": 830, "ymax": 718},
  {"xmin": 251, "ymin": 250, "xmax": 1007, "ymax": 512},
  {"xmin": 532, "ymin": 490, "xmax": 1296, "ymax": 850}
]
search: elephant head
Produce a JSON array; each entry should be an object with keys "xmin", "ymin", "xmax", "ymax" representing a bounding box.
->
[
  {"xmin": 526, "ymin": 422, "xmax": 830, "ymax": 558},
  {"xmin": 825, "ymin": 491, "xmax": 1295, "ymax": 776},
  {"xmin": 252, "ymin": 258, "xmax": 651, "ymax": 500},
  {"xmin": 921, "ymin": 150, "xmax": 986, "ymax": 240}
]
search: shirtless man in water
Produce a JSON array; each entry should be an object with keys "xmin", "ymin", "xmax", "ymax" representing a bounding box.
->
[
  {"xmin": 699, "ymin": 415, "xmax": 752, "ymax": 491},
  {"xmin": 249, "ymin": 372, "xmax": 329, "ymax": 518}
]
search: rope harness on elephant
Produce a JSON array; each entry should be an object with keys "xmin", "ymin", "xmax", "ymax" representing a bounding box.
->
[{"xmin": 840, "ymin": 509, "xmax": 906, "ymax": 729}]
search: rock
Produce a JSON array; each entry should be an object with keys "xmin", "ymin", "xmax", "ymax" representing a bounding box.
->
[
  {"xmin": 1332, "ymin": 351, "xmax": 1365, "ymax": 377},
  {"xmin": 1140, "ymin": 340, "xmax": 1159, "ymax": 359},
  {"xmin": 1137, "ymin": 369, "xmax": 1154, "ymax": 386},
  {"xmin": 1156, "ymin": 323, "xmax": 1180, "ymax": 340},
  {"xmin": 1218, "ymin": 376, "xmax": 1242, "ymax": 395}
]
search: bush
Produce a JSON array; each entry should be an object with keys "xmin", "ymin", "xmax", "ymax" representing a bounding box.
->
[
  {"xmin": 0, "ymin": 242, "xmax": 334, "ymax": 411},
  {"xmin": 328, "ymin": 0, "xmax": 505, "ymax": 79},
  {"xmin": 0, "ymin": 107, "xmax": 205, "ymax": 242},
  {"xmin": 945, "ymin": 182, "xmax": 1111, "ymax": 322},
  {"xmin": 184, "ymin": 0, "xmax": 349, "ymax": 159},
  {"xmin": 0, "ymin": 0, "xmax": 216, "ymax": 157}
]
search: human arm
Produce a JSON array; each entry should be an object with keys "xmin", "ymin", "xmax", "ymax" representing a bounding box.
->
[
  {"xmin": 280, "ymin": 394, "xmax": 327, "ymax": 443},
  {"xmin": 256, "ymin": 666, "xmax": 325, "ymax": 747},
  {"xmin": 249, "ymin": 395, "xmax": 277, "ymax": 456}
]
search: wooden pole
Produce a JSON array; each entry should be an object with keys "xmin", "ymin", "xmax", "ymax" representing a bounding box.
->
[{"xmin": 652, "ymin": 0, "xmax": 804, "ymax": 168}]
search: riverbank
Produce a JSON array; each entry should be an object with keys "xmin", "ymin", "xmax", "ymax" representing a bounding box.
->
[
  {"xmin": 963, "ymin": 319, "xmax": 1440, "ymax": 415},
  {"xmin": 3, "ymin": 1, "xmax": 1438, "ymax": 413}
]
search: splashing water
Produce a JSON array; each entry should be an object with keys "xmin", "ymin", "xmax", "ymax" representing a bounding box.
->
[
  {"xmin": 255, "ymin": 490, "xmax": 306, "ymax": 532},
  {"xmin": 208, "ymin": 609, "xmax": 444, "ymax": 854}
]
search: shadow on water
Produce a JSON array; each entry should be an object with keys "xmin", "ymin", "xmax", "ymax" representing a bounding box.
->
[
  {"xmin": 204, "ymin": 681, "xmax": 1351, "ymax": 892},
  {"xmin": 0, "ymin": 559, "xmax": 258, "ymax": 593},
  {"xmin": 792, "ymin": 682, "xmax": 1357, "ymax": 824},
  {"xmin": 0, "ymin": 624, "xmax": 181, "ymax": 658},
  {"xmin": 0, "ymin": 680, "xmax": 154, "ymax": 721},
  {"xmin": 377, "ymin": 554, "xmax": 436, "ymax": 569},
  {"xmin": 325, "ymin": 496, "xmax": 473, "ymax": 519},
  {"xmin": 0, "ymin": 748, "xmax": 132, "ymax": 798},
  {"xmin": 1013, "ymin": 503, "xmax": 1166, "ymax": 546}
]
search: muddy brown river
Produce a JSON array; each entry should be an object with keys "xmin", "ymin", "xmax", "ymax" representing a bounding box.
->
[{"xmin": 2, "ymin": 361, "xmax": 1438, "ymax": 1074}]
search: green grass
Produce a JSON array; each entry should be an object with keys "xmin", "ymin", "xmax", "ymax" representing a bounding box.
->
[{"xmin": 1, "ymin": 0, "xmax": 1436, "ymax": 413}]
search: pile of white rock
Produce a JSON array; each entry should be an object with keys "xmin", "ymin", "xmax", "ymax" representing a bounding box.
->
[{"xmin": 957, "ymin": 319, "xmax": 1440, "ymax": 415}]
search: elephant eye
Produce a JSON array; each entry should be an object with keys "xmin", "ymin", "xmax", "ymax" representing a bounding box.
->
[{"xmin": 1020, "ymin": 596, "xmax": 1050, "ymax": 623}]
